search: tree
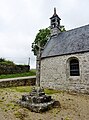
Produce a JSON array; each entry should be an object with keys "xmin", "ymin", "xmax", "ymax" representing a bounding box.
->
[
  {"xmin": 60, "ymin": 25, "xmax": 66, "ymax": 32},
  {"xmin": 32, "ymin": 28, "xmax": 50, "ymax": 56},
  {"xmin": 0, "ymin": 58, "xmax": 14, "ymax": 65}
]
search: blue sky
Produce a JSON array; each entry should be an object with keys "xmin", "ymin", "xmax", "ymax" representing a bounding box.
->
[{"xmin": 0, "ymin": 0, "xmax": 89, "ymax": 68}]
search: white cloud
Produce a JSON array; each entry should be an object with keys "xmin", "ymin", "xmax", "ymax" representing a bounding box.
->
[{"xmin": 0, "ymin": 0, "xmax": 89, "ymax": 68}]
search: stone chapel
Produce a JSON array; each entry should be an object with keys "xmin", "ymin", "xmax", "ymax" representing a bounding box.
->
[{"xmin": 40, "ymin": 8, "xmax": 89, "ymax": 93}]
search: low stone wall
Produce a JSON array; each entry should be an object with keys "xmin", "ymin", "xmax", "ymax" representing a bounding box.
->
[{"xmin": 0, "ymin": 76, "xmax": 36, "ymax": 88}]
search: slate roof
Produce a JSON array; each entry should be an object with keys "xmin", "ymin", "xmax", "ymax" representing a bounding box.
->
[{"xmin": 41, "ymin": 24, "xmax": 89, "ymax": 58}]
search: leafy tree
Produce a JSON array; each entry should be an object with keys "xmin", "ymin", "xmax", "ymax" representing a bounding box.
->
[
  {"xmin": 0, "ymin": 58, "xmax": 14, "ymax": 65},
  {"xmin": 60, "ymin": 25, "xmax": 66, "ymax": 32},
  {"xmin": 0, "ymin": 58, "xmax": 5, "ymax": 62},
  {"xmin": 32, "ymin": 28, "xmax": 50, "ymax": 55}
]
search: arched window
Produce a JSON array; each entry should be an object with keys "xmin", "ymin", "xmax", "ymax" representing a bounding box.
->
[{"xmin": 70, "ymin": 59, "xmax": 80, "ymax": 76}]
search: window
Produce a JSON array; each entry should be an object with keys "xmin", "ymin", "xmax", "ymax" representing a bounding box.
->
[
  {"xmin": 51, "ymin": 19, "xmax": 56, "ymax": 28},
  {"xmin": 52, "ymin": 23, "xmax": 56, "ymax": 28},
  {"xmin": 70, "ymin": 59, "xmax": 80, "ymax": 76}
]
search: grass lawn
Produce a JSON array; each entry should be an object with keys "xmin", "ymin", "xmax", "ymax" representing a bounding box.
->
[
  {"xmin": 5, "ymin": 86, "xmax": 61, "ymax": 94},
  {"xmin": 0, "ymin": 69, "xmax": 36, "ymax": 79}
]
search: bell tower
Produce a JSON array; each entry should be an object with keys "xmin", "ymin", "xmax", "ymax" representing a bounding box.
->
[{"xmin": 50, "ymin": 8, "xmax": 61, "ymax": 36}]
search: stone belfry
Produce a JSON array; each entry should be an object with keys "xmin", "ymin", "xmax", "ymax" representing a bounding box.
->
[{"xmin": 50, "ymin": 8, "xmax": 61, "ymax": 36}]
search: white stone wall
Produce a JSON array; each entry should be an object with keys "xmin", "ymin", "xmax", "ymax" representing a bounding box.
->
[{"xmin": 40, "ymin": 52, "xmax": 89, "ymax": 93}]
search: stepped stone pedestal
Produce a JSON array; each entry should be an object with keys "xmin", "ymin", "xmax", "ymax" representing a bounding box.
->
[{"xmin": 18, "ymin": 87, "xmax": 59, "ymax": 112}]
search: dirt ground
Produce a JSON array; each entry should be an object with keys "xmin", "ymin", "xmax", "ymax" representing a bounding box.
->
[{"xmin": 0, "ymin": 87, "xmax": 89, "ymax": 120}]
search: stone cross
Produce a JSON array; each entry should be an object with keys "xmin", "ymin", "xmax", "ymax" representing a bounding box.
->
[{"xmin": 36, "ymin": 42, "xmax": 41, "ymax": 87}]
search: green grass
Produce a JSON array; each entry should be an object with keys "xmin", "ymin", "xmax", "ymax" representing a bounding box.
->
[
  {"xmin": 13, "ymin": 87, "xmax": 60, "ymax": 94},
  {"xmin": 7, "ymin": 86, "xmax": 61, "ymax": 94},
  {"xmin": 0, "ymin": 86, "xmax": 32, "ymax": 93},
  {"xmin": 44, "ymin": 88, "xmax": 61, "ymax": 94},
  {"xmin": 0, "ymin": 100, "xmax": 3, "ymax": 103},
  {"xmin": 0, "ymin": 69, "xmax": 36, "ymax": 79},
  {"xmin": 10, "ymin": 86, "xmax": 32, "ymax": 93},
  {"xmin": 0, "ymin": 86, "xmax": 61, "ymax": 95},
  {"xmin": 64, "ymin": 117, "xmax": 72, "ymax": 120},
  {"xmin": 14, "ymin": 109, "xmax": 28, "ymax": 119}
]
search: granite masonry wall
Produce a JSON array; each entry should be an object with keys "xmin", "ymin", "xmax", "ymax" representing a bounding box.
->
[
  {"xmin": 40, "ymin": 52, "xmax": 89, "ymax": 94},
  {"xmin": 0, "ymin": 76, "xmax": 36, "ymax": 88}
]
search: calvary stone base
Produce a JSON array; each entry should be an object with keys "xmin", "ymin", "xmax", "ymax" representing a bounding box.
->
[{"xmin": 18, "ymin": 87, "xmax": 59, "ymax": 112}]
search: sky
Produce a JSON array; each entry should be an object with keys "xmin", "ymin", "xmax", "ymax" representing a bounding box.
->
[{"xmin": 0, "ymin": 0, "xmax": 89, "ymax": 68}]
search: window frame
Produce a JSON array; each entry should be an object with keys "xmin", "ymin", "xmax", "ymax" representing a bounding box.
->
[{"xmin": 70, "ymin": 59, "xmax": 80, "ymax": 76}]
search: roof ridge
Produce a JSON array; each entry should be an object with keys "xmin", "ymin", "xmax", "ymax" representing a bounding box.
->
[{"xmin": 65, "ymin": 24, "xmax": 89, "ymax": 33}]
